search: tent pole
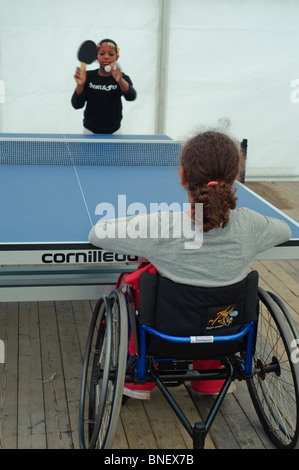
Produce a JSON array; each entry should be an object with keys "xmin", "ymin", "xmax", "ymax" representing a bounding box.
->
[{"xmin": 155, "ymin": 0, "xmax": 170, "ymax": 135}]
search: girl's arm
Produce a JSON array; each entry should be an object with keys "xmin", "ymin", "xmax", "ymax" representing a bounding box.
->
[{"xmin": 112, "ymin": 66, "xmax": 137, "ymax": 100}]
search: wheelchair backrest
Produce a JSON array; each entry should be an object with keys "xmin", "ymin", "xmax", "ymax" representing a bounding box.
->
[{"xmin": 138, "ymin": 271, "xmax": 259, "ymax": 359}]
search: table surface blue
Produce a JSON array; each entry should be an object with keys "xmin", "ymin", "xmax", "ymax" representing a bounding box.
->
[{"xmin": 0, "ymin": 134, "xmax": 298, "ymax": 247}]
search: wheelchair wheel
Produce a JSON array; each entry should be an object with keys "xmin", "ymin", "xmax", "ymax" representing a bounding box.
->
[
  {"xmin": 247, "ymin": 287, "xmax": 299, "ymax": 449},
  {"xmin": 79, "ymin": 289, "xmax": 128, "ymax": 449}
]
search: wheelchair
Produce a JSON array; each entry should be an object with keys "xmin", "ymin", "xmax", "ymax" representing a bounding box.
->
[{"xmin": 78, "ymin": 269, "xmax": 299, "ymax": 449}]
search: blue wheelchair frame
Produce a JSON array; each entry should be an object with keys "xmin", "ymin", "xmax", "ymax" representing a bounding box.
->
[
  {"xmin": 123, "ymin": 292, "xmax": 257, "ymax": 449},
  {"xmin": 136, "ymin": 322, "xmax": 256, "ymax": 381}
]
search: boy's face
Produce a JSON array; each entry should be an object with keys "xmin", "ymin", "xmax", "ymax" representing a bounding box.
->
[{"xmin": 97, "ymin": 43, "xmax": 117, "ymax": 70}]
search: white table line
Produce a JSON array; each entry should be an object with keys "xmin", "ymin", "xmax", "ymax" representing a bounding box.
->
[{"xmin": 63, "ymin": 136, "xmax": 94, "ymax": 228}]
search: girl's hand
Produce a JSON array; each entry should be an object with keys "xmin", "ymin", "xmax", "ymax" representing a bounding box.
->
[
  {"xmin": 111, "ymin": 63, "xmax": 130, "ymax": 93},
  {"xmin": 74, "ymin": 66, "xmax": 86, "ymax": 87},
  {"xmin": 111, "ymin": 63, "xmax": 122, "ymax": 83}
]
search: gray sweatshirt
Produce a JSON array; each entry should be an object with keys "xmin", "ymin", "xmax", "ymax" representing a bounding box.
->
[{"xmin": 88, "ymin": 207, "xmax": 291, "ymax": 287}]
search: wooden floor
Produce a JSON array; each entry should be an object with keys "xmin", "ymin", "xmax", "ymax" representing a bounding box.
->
[{"xmin": 0, "ymin": 181, "xmax": 298, "ymax": 449}]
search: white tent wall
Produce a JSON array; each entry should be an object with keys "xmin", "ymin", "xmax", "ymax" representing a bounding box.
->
[
  {"xmin": 166, "ymin": 0, "xmax": 299, "ymax": 179},
  {"xmin": 0, "ymin": 0, "xmax": 298, "ymax": 178},
  {"xmin": 0, "ymin": 0, "xmax": 159, "ymax": 135}
]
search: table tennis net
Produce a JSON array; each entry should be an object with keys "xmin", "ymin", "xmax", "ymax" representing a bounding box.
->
[{"xmin": 0, "ymin": 139, "xmax": 183, "ymax": 166}]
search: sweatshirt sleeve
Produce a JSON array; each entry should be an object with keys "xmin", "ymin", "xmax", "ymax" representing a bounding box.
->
[
  {"xmin": 122, "ymin": 73, "xmax": 137, "ymax": 101},
  {"xmin": 124, "ymin": 85, "xmax": 137, "ymax": 101},
  {"xmin": 71, "ymin": 87, "xmax": 87, "ymax": 109},
  {"xmin": 88, "ymin": 214, "xmax": 152, "ymax": 257},
  {"xmin": 245, "ymin": 208, "xmax": 292, "ymax": 255}
]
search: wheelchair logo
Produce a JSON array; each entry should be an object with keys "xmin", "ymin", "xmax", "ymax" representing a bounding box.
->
[{"xmin": 208, "ymin": 306, "xmax": 239, "ymax": 328}]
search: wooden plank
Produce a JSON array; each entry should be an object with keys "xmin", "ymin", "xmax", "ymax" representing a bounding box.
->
[
  {"xmin": 282, "ymin": 181, "xmax": 299, "ymax": 206},
  {"xmin": 171, "ymin": 384, "xmax": 215, "ymax": 449},
  {"xmin": 0, "ymin": 302, "xmax": 18, "ymax": 449},
  {"xmin": 116, "ymin": 385, "xmax": 215, "ymax": 450},
  {"xmin": 55, "ymin": 300, "xmax": 85, "ymax": 449},
  {"xmin": 18, "ymin": 302, "xmax": 46, "ymax": 449},
  {"xmin": 188, "ymin": 382, "xmax": 271, "ymax": 449},
  {"xmin": 231, "ymin": 381, "xmax": 275, "ymax": 449},
  {"xmin": 117, "ymin": 396, "xmax": 158, "ymax": 449},
  {"xmin": 38, "ymin": 301, "xmax": 73, "ymax": 449},
  {"xmin": 188, "ymin": 386, "xmax": 239, "ymax": 449},
  {"xmin": 111, "ymin": 414, "xmax": 129, "ymax": 449},
  {"xmin": 115, "ymin": 385, "xmax": 216, "ymax": 450},
  {"xmin": 144, "ymin": 386, "xmax": 197, "ymax": 449},
  {"xmin": 252, "ymin": 260, "xmax": 299, "ymax": 328},
  {"xmin": 245, "ymin": 182, "xmax": 299, "ymax": 220},
  {"xmin": 71, "ymin": 300, "xmax": 93, "ymax": 361},
  {"xmin": 245, "ymin": 181, "xmax": 299, "ymax": 221},
  {"xmin": 260, "ymin": 260, "xmax": 299, "ymax": 300},
  {"xmin": 275, "ymin": 259, "xmax": 299, "ymax": 283},
  {"xmin": 272, "ymin": 182, "xmax": 299, "ymax": 221},
  {"xmin": 143, "ymin": 387, "xmax": 190, "ymax": 449},
  {"xmin": 215, "ymin": 386, "xmax": 268, "ymax": 449}
]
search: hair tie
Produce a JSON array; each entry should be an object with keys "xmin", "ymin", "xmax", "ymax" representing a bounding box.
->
[
  {"xmin": 207, "ymin": 181, "xmax": 219, "ymax": 187},
  {"xmin": 97, "ymin": 39, "xmax": 120, "ymax": 60}
]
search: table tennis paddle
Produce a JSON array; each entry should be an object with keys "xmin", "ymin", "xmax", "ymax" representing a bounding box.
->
[{"xmin": 77, "ymin": 40, "xmax": 97, "ymax": 76}]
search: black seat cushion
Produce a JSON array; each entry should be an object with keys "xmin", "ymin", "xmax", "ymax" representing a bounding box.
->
[{"xmin": 138, "ymin": 271, "xmax": 258, "ymax": 359}]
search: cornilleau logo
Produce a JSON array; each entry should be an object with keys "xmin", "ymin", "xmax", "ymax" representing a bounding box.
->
[{"xmin": 41, "ymin": 251, "xmax": 138, "ymax": 264}]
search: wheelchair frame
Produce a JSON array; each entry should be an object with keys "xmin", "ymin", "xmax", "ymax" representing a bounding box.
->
[{"xmin": 79, "ymin": 279, "xmax": 299, "ymax": 450}]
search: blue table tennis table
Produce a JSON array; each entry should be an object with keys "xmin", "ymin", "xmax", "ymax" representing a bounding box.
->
[{"xmin": 0, "ymin": 134, "xmax": 298, "ymax": 302}]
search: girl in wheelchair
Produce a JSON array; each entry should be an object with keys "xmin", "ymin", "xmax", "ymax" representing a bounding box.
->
[{"xmin": 89, "ymin": 129, "xmax": 291, "ymax": 399}]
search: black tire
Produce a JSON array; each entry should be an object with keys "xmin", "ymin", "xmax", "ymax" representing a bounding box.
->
[
  {"xmin": 79, "ymin": 289, "xmax": 128, "ymax": 448},
  {"xmin": 247, "ymin": 287, "xmax": 299, "ymax": 449}
]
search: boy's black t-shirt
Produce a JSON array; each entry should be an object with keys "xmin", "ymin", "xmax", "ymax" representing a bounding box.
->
[{"xmin": 71, "ymin": 69, "xmax": 136, "ymax": 134}]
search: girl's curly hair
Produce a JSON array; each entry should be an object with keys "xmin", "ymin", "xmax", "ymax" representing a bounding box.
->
[{"xmin": 180, "ymin": 131, "xmax": 240, "ymax": 232}]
